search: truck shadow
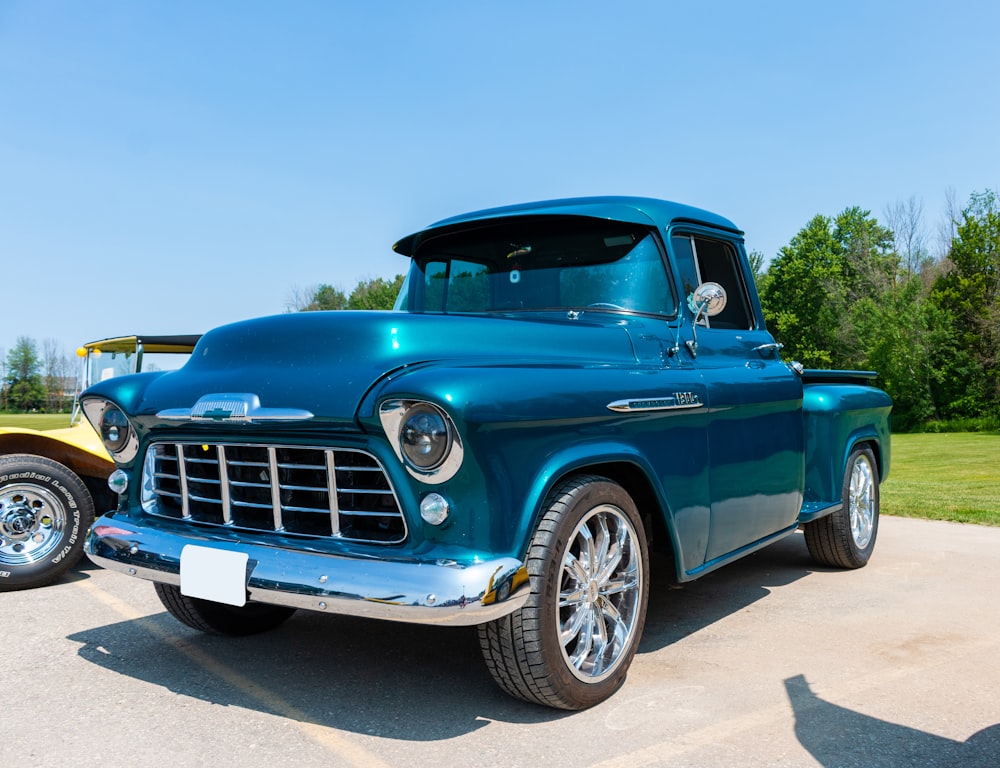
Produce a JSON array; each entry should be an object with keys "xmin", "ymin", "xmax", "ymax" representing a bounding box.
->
[
  {"xmin": 785, "ymin": 674, "xmax": 1000, "ymax": 767},
  {"xmin": 63, "ymin": 532, "xmax": 839, "ymax": 741},
  {"xmin": 640, "ymin": 530, "xmax": 814, "ymax": 654}
]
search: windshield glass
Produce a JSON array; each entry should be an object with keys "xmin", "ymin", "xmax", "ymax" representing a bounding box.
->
[
  {"xmin": 83, "ymin": 350, "xmax": 191, "ymax": 388},
  {"xmin": 84, "ymin": 347, "xmax": 139, "ymax": 388},
  {"xmin": 397, "ymin": 217, "xmax": 676, "ymax": 316}
]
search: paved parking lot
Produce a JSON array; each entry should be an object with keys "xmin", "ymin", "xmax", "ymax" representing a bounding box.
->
[{"xmin": 3, "ymin": 515, "xmax": 998, "ymax": 767}]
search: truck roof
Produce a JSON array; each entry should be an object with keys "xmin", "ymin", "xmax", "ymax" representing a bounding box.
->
[{"xmin": 393, "ymin": 196, "xmax": 743, "ymax": 256}]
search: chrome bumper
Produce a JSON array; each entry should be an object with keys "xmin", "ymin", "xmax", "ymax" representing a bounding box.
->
[{"xmin": 85, "ymin": 515, "xmax": 529, "ymax": 627}]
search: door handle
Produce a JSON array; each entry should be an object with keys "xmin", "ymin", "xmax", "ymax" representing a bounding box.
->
[{"xmin": 752, "ymin": 342, "xmax": 784, "ymax": 356}]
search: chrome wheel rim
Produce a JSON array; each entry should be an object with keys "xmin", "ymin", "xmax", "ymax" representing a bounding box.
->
[
  {"xmin": 849, "ymin": 455, "xmax": 876, "ymax": 549},
  {"xmin": 0, "ymin": 484, "xmax": 67, "ymax": 565},
  {"xmin": 558, "ymin": 504, "xmax": 643, "ymax": 683}
]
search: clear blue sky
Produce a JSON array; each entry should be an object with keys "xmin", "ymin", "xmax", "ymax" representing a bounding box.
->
[{"xmin": 2, "ymin": 0, "xmax": 998, "ymax": 361}]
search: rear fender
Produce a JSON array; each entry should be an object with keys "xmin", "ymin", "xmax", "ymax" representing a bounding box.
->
[{"xmin": 802, "ymin": 384, "xmax": 892, "ymax": 511}]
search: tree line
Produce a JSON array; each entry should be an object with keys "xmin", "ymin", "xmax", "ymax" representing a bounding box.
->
[
  {"xmin": 285, "ymin": 275, "xmax": 405, "ymax": 312},
  {"xmin": 1, "ymin": 338, "xmax": 76, "ymax": 412},
  {"xmin": 758, "ymin": 189, "xmax": 999, "ymax": 432}
]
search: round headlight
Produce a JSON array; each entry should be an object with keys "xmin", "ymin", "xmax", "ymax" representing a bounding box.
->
[
  {"xmin": 100, "ymin": 406, "xmax": 131, "ymax": 454},
  {"xmin": 400, "ymin": 403, "xmax": 451, "ymax": 470}
]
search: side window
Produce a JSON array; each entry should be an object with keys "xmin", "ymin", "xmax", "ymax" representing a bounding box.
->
[{"xmin": 675, "ymin": 235, "xmax": 754, "ymax": 330}]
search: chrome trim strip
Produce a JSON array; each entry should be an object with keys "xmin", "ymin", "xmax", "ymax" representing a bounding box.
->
[
  {"xmin": 85, "ymin": 516, "xmax": 529, "ymax": 627},
  {"xmin": 217, "ymin": 445, "xmax": 232, "ymax": 525},
  {"xmin": 176, "ymin": 444, "xmax": 190, "ymax": 519},
  {"xmin": 267, "ymin": 447, "xmax": 283, "ymax": 532},
  {"xmin": 606, "ymin": 395, "xmax": 704, "ymax": 412},
  {"xmin": 326, "ymin": 450, "xmax": 341, "ymax": 536}
]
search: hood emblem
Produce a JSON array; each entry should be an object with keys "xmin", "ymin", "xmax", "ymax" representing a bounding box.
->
[{"xmin": 158, "ymin": 393, "xmax": 314, "ymax": 423}]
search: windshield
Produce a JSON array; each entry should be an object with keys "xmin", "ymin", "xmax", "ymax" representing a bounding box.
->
[
  {"xmin": 84, "ymin": 348, "xmax": 139, "ymax": 388},
  {"xmin": 396, "ymin": 217, "xmax": 676, "ymax": 316}
]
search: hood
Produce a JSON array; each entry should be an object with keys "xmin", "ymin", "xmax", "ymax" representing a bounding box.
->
[{"xmin": 113, "ymin": 311, "xmax": 639, "ymax": 427}]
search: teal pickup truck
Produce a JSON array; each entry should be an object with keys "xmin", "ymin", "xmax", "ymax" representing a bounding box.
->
[{"xmin": 80, "ymin": 197, "xmax": 891, "ymax": 709}]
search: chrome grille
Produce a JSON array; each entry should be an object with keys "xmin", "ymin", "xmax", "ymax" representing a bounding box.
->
[{"xmin": 144, "ymin": 443, "xmax": 405, "ymax": 543}]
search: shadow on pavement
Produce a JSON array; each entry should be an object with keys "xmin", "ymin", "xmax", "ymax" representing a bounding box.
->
[
  {"xmin": 67, "ymin": 530, "xmax": 818, "ymax": 741},
  {"xmin": 640, "ymin": 529, "xmax": 815, "ymax": 653},
  {"xmin": 785, "ymin": 674, "xmax": 1000, "ymax": 767}
]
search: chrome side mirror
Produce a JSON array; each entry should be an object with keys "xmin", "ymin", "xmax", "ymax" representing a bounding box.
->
[
  {"xmin": 684, "ymin": 282, "xmax": 728, "ymax": 358},
  {"xmin": 688, "ymin": 282, "xmax": 728, "ymax": 319}
]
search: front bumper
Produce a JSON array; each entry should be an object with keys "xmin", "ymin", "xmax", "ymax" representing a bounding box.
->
[{"xmin": 85, "ymin": 514, "xmax": 529, "ymax": 627}]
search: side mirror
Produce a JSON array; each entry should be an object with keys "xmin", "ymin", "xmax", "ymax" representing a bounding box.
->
[
  {"xmin": 688, "ymin": 282, "xmax": 728, "ymax": 319},
  {"xmin": 684, "ymin": 282, "xmax": 728, "ymax": 359}
]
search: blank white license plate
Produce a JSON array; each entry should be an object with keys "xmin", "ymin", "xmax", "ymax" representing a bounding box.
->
[{"xmin": 180, "ymin": 545, "xmax": 249, "ymax": 607}]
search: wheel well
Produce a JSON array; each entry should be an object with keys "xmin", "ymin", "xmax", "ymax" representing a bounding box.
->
[
  {"xmin": 854, "ymin": 439, "xmax": 883, "ymax": 480},
  {"xmin": 557, "ymin": 461, "xmax": 677, "ymax": 567},
  {"xmin": 0, "ymin": 434, "xmax": 113, "ymax": 503}
]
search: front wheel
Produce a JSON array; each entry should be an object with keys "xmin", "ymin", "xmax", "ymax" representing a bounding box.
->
[
  {"xmin": 154, "ymin": 583, "xmax": 296, "ymax": 636},
  {"xmin": 479, "ymin": 475, "xmax": 649, "ymax": 709},
  {"xmin": 0, "ymin": 454, "xmax": 95, "ymax": 591},
  {"xmin": 804, "ymin": 445, "xmax": 879, "ymax": 569}
]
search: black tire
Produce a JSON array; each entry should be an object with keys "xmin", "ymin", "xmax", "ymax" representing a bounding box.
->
[
  {"xmin": 805, "ymin": 445, "xmax": 879, "ymax": 569},
  {"xmin": 0, "ymin": 453, "xmax": 95, "ymax": 591},
  {"xmin": 478, "ymin": 475, "xmax": 649, "ymax": 710},
  {"xmin": 154, "ymin": 582, "xmax": 296, "ymax": 636}
]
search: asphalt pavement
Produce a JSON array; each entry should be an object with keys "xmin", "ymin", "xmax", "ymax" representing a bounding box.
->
[{"xmin": 3, "ymin": 515, "xmax": 998, "ymax": 768}]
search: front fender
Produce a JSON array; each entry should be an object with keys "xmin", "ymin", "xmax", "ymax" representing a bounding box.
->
[{"xmin": 510, "ymin": 439, "xmax": 708, "ymax": 580}]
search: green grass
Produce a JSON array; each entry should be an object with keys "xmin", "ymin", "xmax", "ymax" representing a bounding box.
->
[
  {"xmin": 0, "ymin": 412, "xmax": 72, "ymax": 430},
  {"xmin": 1, "ymin": 413, "xmax": 996, "ymax": 526},
  {"xmin": 881, "ymin": 433, "xmax": 1000, "ymax": 526}
]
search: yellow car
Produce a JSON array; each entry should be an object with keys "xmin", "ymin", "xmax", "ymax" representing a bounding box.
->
[{"xmin": 0, "ymin": 334, "xmax": 199, "ymax": 590}]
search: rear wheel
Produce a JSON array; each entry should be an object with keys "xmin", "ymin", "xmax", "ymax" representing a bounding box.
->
[
  {"xmin": 479, "ymin": 475, "xmax": 648, "ymax": 709},
  {"xmin": 154, "ymin": 582, "xmax": 296, "ymax": 636},
  {"xmin": 805, "ymin": 445, "xmax": 879, "ymax": 568},
  {"xmin": 0, "ymin": 454, "xmax": 94, "ymax": 591}
]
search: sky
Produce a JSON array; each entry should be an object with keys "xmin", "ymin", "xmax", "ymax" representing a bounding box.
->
[{"xmin": 2, "ymin": 0, "xmax": 999, "ymax": 362}]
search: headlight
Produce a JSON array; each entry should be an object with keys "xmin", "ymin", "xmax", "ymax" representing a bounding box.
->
[
  {"xmin": 379, "ymin": 400, "xmax": 464, "ymax": 483},
  {"xmin": 81, "ymin": 398, "xmax": 139, "ymax": 463},
  {"xmin": 100, "ymin": 406, "xmax": 130, "ymax": 453},
  {"xmin": 400, "ymin": 403, "xmax": 450, "ymax": 469}
]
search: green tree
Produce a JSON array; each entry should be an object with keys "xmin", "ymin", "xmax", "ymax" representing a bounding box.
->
[
  {"xmin": 4, "ymin": 336, "xmax": 47, "ymax": 411},
  {"xmin": 760, "ymin": 205, "xmax": 953, "ymax": 430},
  {"xmin": 346, "ymin": 275, "xmax": 405, "ymax": 310},
  {"xmin": 758, "ymin": 214, "xmax": 845, "ymax": 367},
  {"xmin": 833, "ymin": 207, "xmax": 897, "ymax": 304},
  {"xmin": 848, "ymin": 278, "xmax": 943, "ymax": 430},
  {"xmin": 291, "ymin": 276, "xmax": 404, "ymax": 313},
  {"xmin": 760, "ymin": 207, "xmax": 903, "ymax": 368},
  {"xmin": 307, "ymin": 284, "xmax": 349, "ymax": 311},
  {"xmin": 930, "ymin": 189, "xmax": 1000, "ymax": 419}
]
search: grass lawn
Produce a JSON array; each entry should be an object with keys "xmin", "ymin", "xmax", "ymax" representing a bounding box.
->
[
  {"xmin": 1, "ymin": 413, "xmax": 997, "ymax": 526},
  {"xmin": 0, "ymin": 413, "xmax": 73, "ymax": 430},
  {"xmin": 881, "ymin": 432, "xmax": 1000, "ymax": 527}
]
